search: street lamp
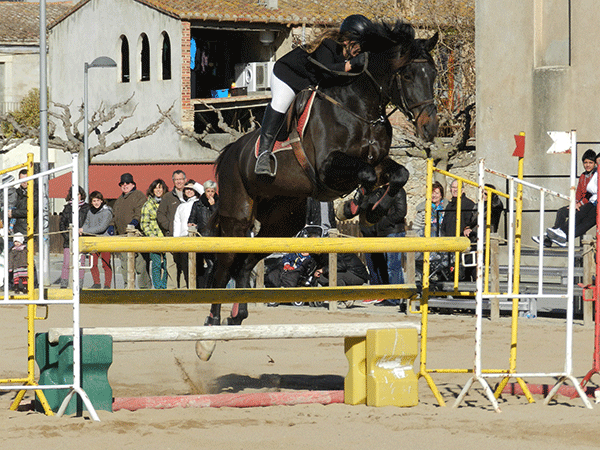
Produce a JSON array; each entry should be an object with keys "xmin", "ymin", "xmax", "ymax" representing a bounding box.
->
[{"xmin": 84, "ymin": 56, "xmax": 117, "ymax": 195}]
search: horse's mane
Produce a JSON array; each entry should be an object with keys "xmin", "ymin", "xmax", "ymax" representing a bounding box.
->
[{"xmin": 360, "ymin": 20, "xmax": 415, "ymax": 54}]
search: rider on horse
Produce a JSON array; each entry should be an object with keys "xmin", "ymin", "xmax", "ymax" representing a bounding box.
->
[{"xmin": 254, "ymin": 14, "xmax": 373, "ymax": 178}]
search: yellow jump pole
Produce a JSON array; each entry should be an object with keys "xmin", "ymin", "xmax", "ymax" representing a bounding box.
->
[
  {"xmin": 417, "ymin": 158, "xmax": 447, "ymax": 406},
  {"xmin": 79, "ymin": 236, "xmax": 470, "ymax": 255},
  {"xmin": 492, "ymin": 135, "xmax": 534, "ymax": 402},
  {"xmin": 10, "ymin": 154, "xmax": 53, "ymax": 414}
]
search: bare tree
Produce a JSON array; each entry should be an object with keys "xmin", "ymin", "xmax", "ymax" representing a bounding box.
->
[
  {"xmin": 162, "ymin": 100, "xmax": 259, "ymax": 150},
  {"xmin": 0, "ymin": 90, "xmax": 170, "ymax": 158}
]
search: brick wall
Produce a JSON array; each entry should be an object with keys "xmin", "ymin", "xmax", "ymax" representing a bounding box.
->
[{"xmin": 181, "ymin": 21, "xmax": 191, "ymax": 114}]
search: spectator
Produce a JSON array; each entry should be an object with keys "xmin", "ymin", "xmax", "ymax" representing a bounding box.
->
[
  {"xmin": 112, "ymin": 173, "xmax": 151, "ymax": 289},
  {"xmin": 188, "ymin": 180, "xmax": 218, "ymax": 236},
  {"xmin": 82, "ymin": 191, "xmax": 113, "ymax": 289},
  {"xmin": 9, "ymin": 169, "xmax": 38, "ymax": 236},
  {"xmin": 413, "ymin": 181, "xmax": 447, "ymax": 282},
  {"xmin": 265, "ymin": 251, "xmax": 317, "ymax": 289},
  {"xmin": 440, "ymin": 179, "xmax": 477, "ymax": 281},
  {"xmin": 314, "ymin": 253, "xmax": 369, "ymax": 287},
  {"xmin": 188, "ymin": 180, "xmax": 219, "ymax": 288},
  {"xmin": 546, "ymin": 152, "xmax": 600, "ymax": 247},
  {"xmin": 413, "ymin": 181, "xmax": 446, "ymax": 237},
  {"xmin": 339, "ymin": 188, "xmax": 388, "ymax": 301},
  {"xmin": 377, "ymin": 183, "xmax": 407, "ymax": 286},
  {"xmin": 533, "ymin": 149, "xmax": 596, "ymax": 247},
  {"xmin": 466, "ymin": 184, "xmax": 504, "ymax": 241},
  {"xmin": 156, "ymin": 170, "xmax": 190, "ymax": 288},
  {"xmin": 141, "ymin": 179, "xmax": 169, "ymax": 289},
  {"xmin": 0, "ymin": 174, "xmax": 17, "ymax": 230},
  {"xmin": 8, "ymin": 232, "xmax": 28, "ymax": 293},
  {"xmin": 440, "ymin": 179, "xmax": 477, "ymax": 239},
  {"xmin": 173, "ymin": 180, "xmax": 203, "ymax": 288},
  {"xmin": 58, "ymin": 186, "xmax": 89, "ymax": 289},
  {"xmin": 338, "ymin": 177, "xmax": 408, "ymax": 305},
  {"xmin": 306, "ymin": 198, "xmax": 336, "ymax": 231}
]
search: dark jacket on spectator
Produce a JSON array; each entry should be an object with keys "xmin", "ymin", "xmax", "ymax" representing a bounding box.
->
[
  {"xmin": 440, "ymin": 193, "xmax": 476, "ymax": 237},
  {"xmin": 12, "ymin": 185, "xmax": 38, "ymax": 235},
  {"xmin": 156, "ymin": 189, "xmax": 184, "ymax": 237},
  {"xmin": 316, "ymin": 253, "xmax": 369, "ymax": 282},
  {"xmin": 59, "ymin": 201, "xmax": 90, "ymax": 248},
  {"xmin": 188, "ymin": 192, "xmax": 219, "ymax": 236},
  {"xmin": 376, "ymin": 187, "xmax": 407, "ymax": 236}
]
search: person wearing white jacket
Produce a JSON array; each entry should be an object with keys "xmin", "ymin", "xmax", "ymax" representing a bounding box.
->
[{"xmin": 173, "ymin": 180, "xmax": 203, "ymax": 287}]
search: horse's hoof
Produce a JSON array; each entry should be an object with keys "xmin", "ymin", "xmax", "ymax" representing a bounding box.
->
[
  {"xmin": 222, "ymin": 315, "xmax": 246, "ymax": 326},
  {"xmin": 195, "ymin": 340, "xmax": 216, "ymax": 361},
  {"xmin": 204, "ymin": 315, "xmax": 220, "ymax": 326}
]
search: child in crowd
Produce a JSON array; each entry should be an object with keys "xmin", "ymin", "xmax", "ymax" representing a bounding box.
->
[
  {"xmin": 82, "ymin": 191, "xmax": 113, "ymax": 289},
  {"xmin": 8, "ymin": 232, "xmax": 28, "ymax": 293}
]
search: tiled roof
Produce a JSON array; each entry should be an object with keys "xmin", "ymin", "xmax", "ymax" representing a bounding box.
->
[
  {"xmin": 51, "ymin": 0, "xmax": 406, "ymax": 29},
  {"xmin": 138, "ymin": 0, "xmax": 404, "ymax": 25},
  {"xmin": 0, "ymin": 2, "xmax": 74, "ymax": 45},
  {"xmin": 47, "ymin": 0, "xmax": 473, "ymax": 30}
]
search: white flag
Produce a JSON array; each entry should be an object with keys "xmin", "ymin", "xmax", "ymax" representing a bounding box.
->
[{"xmin": 547, "ymin": 131, "xmax": 571, "ymax": 154}]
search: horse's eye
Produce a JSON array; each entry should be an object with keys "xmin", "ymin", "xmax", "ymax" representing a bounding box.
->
[{"xmin": 402, "ymin": 73, "xmax": 413, "ymax": 82}]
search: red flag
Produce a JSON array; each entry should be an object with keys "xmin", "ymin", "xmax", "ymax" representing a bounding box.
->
[{"xmin": 513, "ymin": 134, "xmax": 525, "ymax": 158}]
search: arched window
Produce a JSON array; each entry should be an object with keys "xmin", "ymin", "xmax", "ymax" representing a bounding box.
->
[
  {"xmin": 161, "ymin": 32, "xmax": 171, "ymax": 80},
  {"xmin": 120, "ymin": 36, "xmax": 130, "ymax": 83},
  {"xmin": 140, "ymin": 33, "xmax": 150, "ymax": 81}
]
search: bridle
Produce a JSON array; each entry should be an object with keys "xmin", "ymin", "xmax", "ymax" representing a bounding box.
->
[
  {"xmin": 390, "ymin": 58, "xmax": 436, "ymax": 125},
  {"xmin": 309, "ymin": 52, "xmax": 435, "ymax": 127}
]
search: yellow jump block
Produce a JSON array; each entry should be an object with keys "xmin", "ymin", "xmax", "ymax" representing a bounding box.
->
[{"xmin": 366, "ymin": 328, "xmax": 418, "ymax": 407}]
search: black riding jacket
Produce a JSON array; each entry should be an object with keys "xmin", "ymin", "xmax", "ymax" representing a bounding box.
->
[{"xmin": 273, "ymin": 39, "xmax": 348, "ymax": 93}]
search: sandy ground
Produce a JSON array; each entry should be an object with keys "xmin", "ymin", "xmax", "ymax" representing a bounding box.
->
[{"xmin": 2, "ymin": 301, "xmax": 600, "ymax": 449}]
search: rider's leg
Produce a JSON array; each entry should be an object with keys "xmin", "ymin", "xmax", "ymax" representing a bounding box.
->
[{"xmin": 255, "ymin": 74, "xmax": 295, "ymax": 177}]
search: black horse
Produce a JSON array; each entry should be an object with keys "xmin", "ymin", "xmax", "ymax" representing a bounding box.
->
[{"xmin": 205, "ymin": 21, "xmax": 438, "ymax": 328}]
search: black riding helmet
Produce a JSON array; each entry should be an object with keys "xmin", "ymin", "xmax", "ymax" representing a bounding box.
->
[{"xmin": 340, "ymin": 14, "xmax": 372, "ymax": 43}]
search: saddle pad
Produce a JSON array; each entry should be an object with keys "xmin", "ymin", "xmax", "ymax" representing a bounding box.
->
[{"xmin": 254, "ymin": 91, "xmax": 317, "ymax": 158}]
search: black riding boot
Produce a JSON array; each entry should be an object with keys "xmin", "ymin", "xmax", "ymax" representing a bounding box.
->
[{"xmin": 255, "ymin": 105, "xmax": 285, "ymax": 177}]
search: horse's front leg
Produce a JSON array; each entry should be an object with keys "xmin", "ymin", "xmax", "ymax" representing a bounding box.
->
[
  {"xmin": 321, "ymin": 151, "xmax": 377, "ymax": 193},
  {"xmin": 205, "ymin": 252, "xmax": 234, "ymax": 325},
  {"xmin": 376, "ymin": 157, "xmax": 410, "ymax": 190}
]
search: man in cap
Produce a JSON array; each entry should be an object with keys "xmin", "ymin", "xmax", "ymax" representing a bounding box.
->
[{"xmin": 111, "ymin": 173, "xmax": 151, "ymax": 288}]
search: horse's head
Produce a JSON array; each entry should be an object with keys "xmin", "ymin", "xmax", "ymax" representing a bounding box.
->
[
  {"xmin": 361, "ymin": 22, "xmax": 439, "ymax": 142},
  {"xmin": 393, "ymin": 33, "xmax": 439, "ymax": 142}
]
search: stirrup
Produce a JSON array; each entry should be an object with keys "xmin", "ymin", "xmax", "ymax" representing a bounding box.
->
[{"xmin": 254, "ymin": 152, "xmax": 277, "ymax": 177}]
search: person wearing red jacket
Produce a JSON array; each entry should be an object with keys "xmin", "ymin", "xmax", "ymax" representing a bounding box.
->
[{"xmin": 533, "ymin": 149, "xmax": 596, "ymax": 247}]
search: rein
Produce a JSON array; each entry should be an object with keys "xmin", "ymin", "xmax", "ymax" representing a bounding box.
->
[{"xmin": 309, "ymin": 53, "xmax": 434, "ymax": 127}]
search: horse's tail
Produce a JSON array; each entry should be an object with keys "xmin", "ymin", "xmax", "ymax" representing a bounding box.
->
[{"xmin": 214, "ymin": 141, "xmax": 236, "ymax": 181}]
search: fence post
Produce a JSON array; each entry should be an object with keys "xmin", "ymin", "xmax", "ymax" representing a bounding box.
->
[
  {"xmin": 328, "ymin": 228, "xmax": 338, "ymax": 312},
  {"xmin": 582, "ymin": 234, "xmax": 594, "ymax": 327},
  {"xmin": 68, "ymin": 225, "xmax": 73, "ymax": 288},
  {"xmin": 255, "ymin": 259, "xmax": 266, "ymax": 309},
  {"xmin": 489, "ymin": 233, "xmax": 500, "ymax": 321},
  {"xmin": 126, "ymin": 225, "xmax": 135, "ymax": 290},
  {"xmin": 188, "ymin": 225, "xmax": 197, "ymax": 289}
]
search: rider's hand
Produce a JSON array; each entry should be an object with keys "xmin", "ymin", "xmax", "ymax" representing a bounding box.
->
[{"xmin": 349, "ymin": 53, "xmax": 366, "ymax": 72}]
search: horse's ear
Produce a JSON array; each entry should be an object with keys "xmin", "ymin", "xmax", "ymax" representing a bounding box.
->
[{"xmin": 425, "ymin": 32, "xmax": 439, "ymax": 52}]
